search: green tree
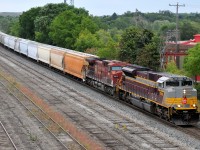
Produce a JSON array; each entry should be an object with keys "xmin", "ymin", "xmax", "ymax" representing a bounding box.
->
[
  {"xmin": 165, "ymin": 61, "xmax": 185, "ymax": 75},
  {"xmin": 151, "ymin": 20, "xmax": 173, "ymax": 34},
  {"xmin": 0, "ymin": 17, "xmax": 10, "ymax": 33},
  {"xmin": 9, "ymin": 20, "xmax": 20, "ymax": 36},
  {"xmin": 135, "ymin": 36, "xmax": 160, "ymax": 70},
  {"xmin": 75, "ymin": 28, "xmax": 120, "ymax": 59},
  {"xmin": 111, "ymin": 13, "xmax": 118, "ymax": 20},
  {"xmin": 97, "ymin": 43, "xmax": 119, "ymax": 59},
  {"xmin": 184, "ymin": 44, "xmax": 200, "ymax": 77},
  {"xmin": 95, "ymin": 29, "xmax": 113, "ymax": 46},
  {"xmin": 109, "ymin": 17, "xmax": 132, "ymax": 30},
  {"xmin": 49, "ymin": 8, "xmax": 98, "ymax": 49},
  {"xmin": 95, "ymin": 29, "xmax": 120, "ymax": 59},
  {"xmin": 19, "ymin": 7, "xmax": 41, "ymax": 40},
  {"xmin": 108, "ymin": 28, "xmax": 123, "ymax": 42},
  {"xmin": 159, "ymin": 23, "xmax": 176, "ymax": 37},
  {"xmin": 180, "ymin": 20, "xmax": 200, "ymax": 40},
  {"xmin": 34, "ymin": 3, "xmax": 68, "ymax": 43},
  {"xmin": 119, "ymin": 27, "xmax": 154, "ymax": 63},
  {"xmin": 74, "ymin": 29, "xmax": 99, "ymax": 52},
  {"xmin": 0, "ymin": 16, "xmax": 19, "ymax": 34}
]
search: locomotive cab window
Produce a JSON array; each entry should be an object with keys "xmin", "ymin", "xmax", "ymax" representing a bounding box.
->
[
  {"xmin": 182, "ymin": 80, "xmax": 192, "ymax": 86},
  {"xmin": 166, "ymin": 81, "xmax": 179, "ymax": 86},
  {"xmin": 111, "ymin": 66, "xmax": 122, "ymax": 71},
  {"xmin": 158, "ymin": 83, "xmax": 164, "ymax": 88}
]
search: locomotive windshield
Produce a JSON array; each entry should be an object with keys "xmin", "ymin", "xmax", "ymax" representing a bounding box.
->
[
  {"xmin": 112, "ymin": 66, "xmax": 122, "ymax": 71},
  {"xmin": 166, "ymin": 80, "xmax": 193, "ymax": 87},
  {"xmin": 166, "ymin": 81, "xmax": 179, "ymax": 86},
  {"xmin": 181, "ymin": 80, "xmax": 192, "ymax": 86}
]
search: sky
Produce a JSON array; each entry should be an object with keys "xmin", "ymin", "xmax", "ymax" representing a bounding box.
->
[{"xmin": 1, "ymin": 0, "xmax": 200, "ymax": 16}]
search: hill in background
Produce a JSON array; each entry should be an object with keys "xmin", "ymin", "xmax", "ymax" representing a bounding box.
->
[{"xmin": 0, "ymin": 12, "xmax": 21, "ymax": 17}]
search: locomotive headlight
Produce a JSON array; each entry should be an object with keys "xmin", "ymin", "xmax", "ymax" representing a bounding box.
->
[
  {"xmin": 192, "ymin": 104, "xmax": 196, "ymax": 108},
  {"xmin": 177, "ymin": 104, "xmax": 181, "ymax": 108},
  {"xmin": 183, "ymin": 89, "xmax": 186, "ymax": 94}
]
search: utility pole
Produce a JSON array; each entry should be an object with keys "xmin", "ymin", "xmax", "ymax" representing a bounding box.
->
[
  {"xmin": 169, "ymin": 2, "xmax": 185, "ymax": 68},
  {"xmin": 169, "ymin": 2, "xmax": 185, "ymax": 43},
  {"xmin": 64, "ymin": 0, "xmax": 67, "ymax": 4}
]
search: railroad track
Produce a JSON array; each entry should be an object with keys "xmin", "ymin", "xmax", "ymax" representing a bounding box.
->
[
  {"xmin": 0, "ymin": 121, "xmax": 17, "ymax": 150},
  {"xmin": 178, "ymin": 125, "xmax": 200, "ymax": 141},
  {"xmin": 0, "ymin": 71, "xmax": 86, "ymax": 150},
  {"xmin": 0, "ymin": 47, "xmax": 195, "ymax": 129},
  {"xmin": 0, "ymin": 46, "xmax": 190, "ymax": 149},
  {"xmin": 0, "ymin": 48, "xmax": 133, "ymax": 149}
]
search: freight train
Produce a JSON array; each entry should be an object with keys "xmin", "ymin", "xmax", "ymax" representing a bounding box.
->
[{"xmin": 0, "ymin": 32, "xmax": 199, "ymax": 125}]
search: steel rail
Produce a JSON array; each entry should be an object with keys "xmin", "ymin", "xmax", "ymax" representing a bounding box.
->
[
  {"xmin": 0, "ymin": 121, "xmax": 18, "ymax": 150},
  {"xmin": 0, "ymin": 73, "xmax": 87, "ymax": 150}
]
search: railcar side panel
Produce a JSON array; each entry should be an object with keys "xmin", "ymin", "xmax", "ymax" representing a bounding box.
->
[
  {"xmin": 4, "ymin": 36, "xmax": 9, "ymax": 47},
  {"xmin": 19, "ymin": 40, "xmax": 29, "ymax": 55},
  {"xmin": 8, "ymin": 37, "xmax": 17, "ymax": 50},
  {"xmin": 50, "ymin": 49, "xmax": 65, "ymax": 71},
  {"xmin": 0, "ymin": 34, "xmax": 2, "ymax": 44},
  {"xmin": 119, "ymin": 77, "xmax": 163, "ymax": 103},
  {"xmin": 38, "ymin": 45, "xmax": 51, "ymax": 64},
  {"xmin": 63, "ymin": 53, "xmax": 89, "ymax": 80},
  {"xmin": 28, "ymin": 42, "xmax": 38, "ymax": 60},
  {"xmin": 0, "ymin": 33, "xmax": 6, "ymax": 44},
  {"xmin": 14, "ymin": 38, "xmax": 21, "ymax": 52}
]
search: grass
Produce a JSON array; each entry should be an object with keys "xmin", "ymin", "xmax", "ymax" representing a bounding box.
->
[{"xmin": 28, "ymin": 132, "xmax": 38, "ymax": 142}]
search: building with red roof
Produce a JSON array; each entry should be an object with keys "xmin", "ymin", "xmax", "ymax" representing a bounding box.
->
[{"xmin": 162, "ymin": 34, "xmax": 200, "ymax": 82}]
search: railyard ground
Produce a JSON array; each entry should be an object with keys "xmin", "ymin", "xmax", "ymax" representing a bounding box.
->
[{"xmin": 0, "ymin": 47, "xmax": 200, "ymax": 149}]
